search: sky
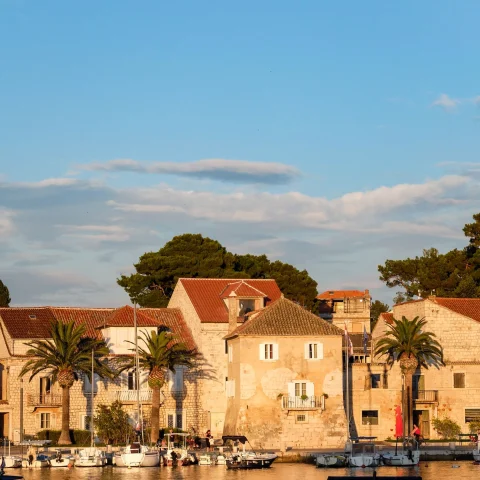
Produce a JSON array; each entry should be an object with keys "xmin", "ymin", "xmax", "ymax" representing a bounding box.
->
[{"xmin": 0, "ymin": 0, "xmax": 479, "ymax": 307}]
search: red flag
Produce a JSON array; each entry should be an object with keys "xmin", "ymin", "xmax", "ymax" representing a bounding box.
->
[{"xmin": 395, "ymin": 405, "xmax": 403, "ymax": 437}]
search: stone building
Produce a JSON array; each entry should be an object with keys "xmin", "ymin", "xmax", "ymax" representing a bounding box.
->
[
  {"xmin": 167, "ymin": 278, "xmax": 282, "ymax": 438},
  {"xmin": 0, "ymin": 305, "xmax": 198, "ymax": 441},
  {"xmin": 223, "ymin": 297, "xmax": 347, "ymax": 449},
  {"xmin": 358, "ymin": 297, "xmax": 480, "ymax": 440}
]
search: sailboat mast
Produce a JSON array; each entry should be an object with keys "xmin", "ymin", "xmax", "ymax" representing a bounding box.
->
[
  {"xmin": 91, "ymin": 348, "xmax": 94, "ymax": 447},
  {"xmin": 134, "ymin": 301, "xmax": 140, "ymax": 425},
  {"xmin": 345, "ymin": 323, "xmax": 350, "ymax": 440}
]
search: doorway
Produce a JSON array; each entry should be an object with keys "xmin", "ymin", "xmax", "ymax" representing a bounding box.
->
[
  {"xmin": 0, "ymin": 412, "xmax": 9, "ymax": 439},
  {"xmin": 413, "ymin": 409, "xmax": 430, "ymax": 438}
]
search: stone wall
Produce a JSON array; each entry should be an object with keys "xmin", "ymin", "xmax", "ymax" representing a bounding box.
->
[{"xmin": 224, "ymin": 334, "xmax": 347, "ymax": 449}]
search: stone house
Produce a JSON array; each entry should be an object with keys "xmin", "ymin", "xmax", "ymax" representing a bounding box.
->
[
  {"xmin": 358, "ymin": 297, "xmax": 480, "ymax": 440},
  {"xmin": 167, "ymin": 278, "xmax": 282, "ymax": 438},
  {"xmin": 0, "ymin": 305, "xmax": 198, "ymax": 442},
  {"xmin": 223, "ymin": 296, "xmax": 347, "ymax": 449}
]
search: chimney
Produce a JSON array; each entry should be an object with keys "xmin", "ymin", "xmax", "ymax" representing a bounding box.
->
[{"xmin": 228, "ymin": 296, "xmax": 238, "ymax": 333}]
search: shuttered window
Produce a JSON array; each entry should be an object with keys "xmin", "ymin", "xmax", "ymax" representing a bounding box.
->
[
  {"xmin": 454, "ymin": 373, "xmax": 465, "ymax": 388},
  {"xmin": 304, "ymin": 343, "xmax": 324, "ymax": 360},
  {"xmin": 259, "ymin": 343, "xmax": 279, "ymax": 361},
  {"xmin": 465, "ymin": 409, "xmax": 480, "ymax": 423}
]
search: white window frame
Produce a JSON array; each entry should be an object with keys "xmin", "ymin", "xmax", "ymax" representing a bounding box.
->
[
  {"xmin": 288, "ymin": 380, "xmax": 314, "ymax": 398},
  {"xmin": 226, "ymin": 379, "xmax": 235, "ymax": 398},
  {"xmin": 38, "ymin": 412, "xmax": 55, "ymax": 429},
  {"xmin": 165, "ymin": 409, "xmax": 186, "ymax": 430},
  {"xmin": 304, "ymin": 342, "xmax": 323, "ymax": 360},
  {"xmin": 259, "ymin": 343, "xmax": 279, "ymax": 361}
]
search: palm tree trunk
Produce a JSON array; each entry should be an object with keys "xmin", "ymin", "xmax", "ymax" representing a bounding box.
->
[
  {"xmin": 405, "ymin": 373, "xmax": 414, "ymax": 436},
  {"xmin": 58, "ymin": 386, "xmax": 72, "ymax": 445},
  {"xmin": 150, "ymin": 387, "xmax": 160, "ymax": 444}
]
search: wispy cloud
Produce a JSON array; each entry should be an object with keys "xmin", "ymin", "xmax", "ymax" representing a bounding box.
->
[
  {"xmin": 77, "ymin": 158, "xmax": 301, "ymax": 185},
  {"xmin": 431, "ymin": 93, "xmax": 460, "ymax": 112}
]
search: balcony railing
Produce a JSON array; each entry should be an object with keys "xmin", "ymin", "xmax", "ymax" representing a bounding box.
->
[
  {"xmin": 282, "ymin": 395, "xmax": 325, "ymax": 410},
  {"xmin": 27, "ymin": 394, "xmax": 62, "ymax": 406},
  {"xmin": 414, "ymin": 390, "xmax": 438, "ymax": 403},
  {"xmin": 113, "ymin": 390, "xmax": 153, "ymax": 403}
]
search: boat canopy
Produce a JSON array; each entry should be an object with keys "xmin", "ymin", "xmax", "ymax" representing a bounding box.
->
[
  {"xmin": 222, "ymin": 435, "xmax": 248, "ymax": 444},
  {"xmin": 18, "ymin": 440, "xmax": 52, "ymax": 446}
]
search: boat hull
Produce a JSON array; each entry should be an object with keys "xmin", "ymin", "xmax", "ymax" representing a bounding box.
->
[
  {"xmin": 348, "ymin": 455, "xmax": 379, "ymax": 467},
  {"xmin": 316, "ymin": 454, "xmax": 347, "ymax": 468},
  {"xmin": 2, "ymin": 457, "xmax": 22, "ymax": 468},
  {"xmin": 382, "ymin": 450, "xmax": 420, "ymax": 466},
  {"xmin": 473, "ymin": 450, "xmax": 480, "ymax": 462},
  {"xmin": 50, "ymin": 457, "xmax": 74, "ymax": 467},
  {"xmin": 226, "ymin": 454, "xmax": 277, "ymax": 469}
]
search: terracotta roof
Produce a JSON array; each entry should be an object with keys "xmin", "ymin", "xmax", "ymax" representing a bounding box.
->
[
  {"xmin": 379, "ymin": 312, "xmax": 394, "ymax": 325},
  {"xmin": 178, "ymin": 278, "xmax": 282, "ymax": 323},
  {"xmin": 432, "ymin": 297, "xmax": 480, "ymax": 323},
  {"xmin": 220, "ymin": 281, "xmax": 267, "ymax": 298},
  {"xmin": 317, "ymin": 290, "xmax": 367, "ymax": 300},
  {"xmin": 0, "ymin": 306, "xmax": 196, "ymax": 350},
  {"xmin": 225, "ymin": 297, "xmax": 344, "ymax": 338}
]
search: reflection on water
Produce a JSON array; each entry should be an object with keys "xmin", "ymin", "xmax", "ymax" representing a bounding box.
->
[{"xmin": 18, "ymin": 461, "xmax": 480, "ymax": 479}]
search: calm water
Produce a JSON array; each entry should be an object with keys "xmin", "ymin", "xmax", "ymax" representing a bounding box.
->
[{"xmin": 17, "ymin": 462, "xmax": 480, "ymax": 480}]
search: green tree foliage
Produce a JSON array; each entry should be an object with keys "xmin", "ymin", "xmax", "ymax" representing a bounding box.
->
[
  {"xmin": 378, "ymin": 213, "xmax": 480, "ymax": 302},
  {"xmin": 432, "ymin": 416, "xmax": 461, "ymax": 440},
  {"xmin": 374, "ymin": 316, "xmax": 443, "ymax": 434},
  {"xmin": 118, "ymin": 233, "xmax": 319, "ymax": 309},
  {"xmin": 122, "ymin": 330, "xmax": 198, "ymax": 444},
  {"xmin": 20, "ymin": 320, "xmax": 117, "ymax": 445},
  {"xmin": 94, "ymin": 401, "xmax": 133, "ymax": 445},
  {"xmin": 370, "ymin": 300, "xmax": 390, "ymax": 329},
  {"xmin": 0, "ymin": 280, "xmax": 11, "ymax": 307}
]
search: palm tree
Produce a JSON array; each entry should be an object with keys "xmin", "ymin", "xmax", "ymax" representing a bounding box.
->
[
  {"xmin": 20, "ymin": 320, "xmax": 116, "ymax": 445},
  {"xmin": 374, "ymin": 316, "xmax": 443, "ymax": 435},
  {"xmin": 124, "ymin": 330, "xmax": 198, "ymax": 444}
]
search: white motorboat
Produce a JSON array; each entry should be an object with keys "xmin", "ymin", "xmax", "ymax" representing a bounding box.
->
[
  {"xmin": 50, "ymin": 450, "xmax": 75, "ymax": 467},
  {"xmin": 215, "ymin": 453, "xmax": 226, "ymax": 465},
  {"xmin": 22, "ymin": 453, "xmax": 51, "ymax": 468},
  {"xmin": 348, "ymin": 438, "xmax": 380, "ymax": 467},
  {"xmin": 0, "ymin": 439, "xmax": 22, "ymax": 468},
  {"xmin": 75, "ymin": 447, "xmax": 106, "ymax": 467},
  {"xmin": 222, "ymin": 436, "xmax": 277, "ymax": 469},
  {"xmin": 316, "ymin": 454, "xmax": 347, "ymax": 468},
  {"xmin": 114, "ymin": 443, "xmax": 159, "ymax": 467},
  {"xmin": 382, "ymin": 439, "xmax": 420, "ymax": 466},
  {"xmin": 198, "ymin": 454, "xmax": 212, "ymax": 465},
  {"xmin": 162, "ymin": 432, "xmax": 190, "ymax": 466}
]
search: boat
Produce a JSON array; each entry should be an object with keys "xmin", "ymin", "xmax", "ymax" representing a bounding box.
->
[
  {"xmin": 114, "ymin": 443, "xmax": 159, "ymax": 467},
  {"xmin": 198, "ymin": 454, "xmax": 212, "ymax": 465},
  {"xmin": 222, "ymin": 435, "xmax": 277, "ymax": 469},
  {"xmin": 1, "ymin": 440, "xmax": 22, "ymax": 468},
  {"xmin": 348, "ymin": 437, "xmax": 380, "ymax": 467},
  {"xmin": 21, "ymin": 453, "xmax": 50, "ymax": 468},
  {"xmin": 316, "ymin": 454, "xmax": 347, "ymax": 468},
  {"xmin": 75, "ymin": 447, "xmax": 107, "ymax": 467},
  {"xmin": 473, "ymin": 438, "xmax": 480, "ymax": 462},
  {"xmin": 215, "ymin": 453, "xmax": 226, "ymax": 465},
  {"xmin": 75, "ymin": 350, "xmax": 106, "ymax": 467},
  {"xmin": 49, "ymin": 450, "xmax": 75, "ymax": 467},
  {"xmin": 382, "ymin": 438, "xmax": 420, "ymax": 466},
  {"xmin": 115, "ymin": 303, "xmax": 159, "ymax": 467},
  {"xmin": 162, "ymin": 432, "xmax": 190, "ymax": 466}
]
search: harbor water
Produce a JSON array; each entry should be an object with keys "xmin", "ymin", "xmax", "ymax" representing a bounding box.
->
[{"xmin": 17, "ymin": 462, "xmax": 480, "ymax": 480}]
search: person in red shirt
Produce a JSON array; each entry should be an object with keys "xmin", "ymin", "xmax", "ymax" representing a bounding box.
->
[{"xmin": 411, "ymin": 424, "xmax": 421, "ymax": 444}]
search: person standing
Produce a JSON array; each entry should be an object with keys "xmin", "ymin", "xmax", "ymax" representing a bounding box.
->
[
  {"xmin": 205, "ymin": 429, "xmax": 213, "ymax": 452},
  {"xmin": 411, "ymin": 424, "xmax": 421, "ymax": 444}
]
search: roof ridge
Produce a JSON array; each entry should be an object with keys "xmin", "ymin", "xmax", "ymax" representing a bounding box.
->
[{"xmin": 179, "ymin": 278, "xmax": 276, "ymax": 281}]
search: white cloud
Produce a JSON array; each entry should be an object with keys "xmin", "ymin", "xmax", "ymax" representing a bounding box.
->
[
  {"xmin": 77, "ymin": 158, "xmax": 301, "ymax": 185},
  {"xmin": 0, "ymin": 208, "xmax": 15, "ymax": 238},
  {"xmin": 431, "ymin": 93, "xmax": 459, "ymax": 112}
]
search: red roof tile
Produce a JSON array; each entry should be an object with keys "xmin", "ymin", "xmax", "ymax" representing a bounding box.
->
[
  {"xmin": 0, "ymin": 306, "xmax": 196, "ymax": 350},
  {"xmin": 220, "ymin": 281, "xmax": 267, "ymax": 298},
  {"xmin": 179, "ymin": 278, "xmax": 282, "ymax": 323},
  {"xmin": 432, "ymin": 297, "xmax": 480, "ymax": 323},
  {"xmin": 317, "ymin": 290, "xmax": 367, "ymax": 300},
  {"xmin": 379, "ymin": 312, "xmax": 394, "ymax": 325}
]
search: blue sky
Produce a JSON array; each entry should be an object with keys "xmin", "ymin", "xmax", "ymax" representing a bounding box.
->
[{"xmin": 0, "ymin": 0, "xmax": 479, "ymax": 306}]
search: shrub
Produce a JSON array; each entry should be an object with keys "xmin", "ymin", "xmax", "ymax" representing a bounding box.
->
[
  {"xmin": 34, "ymin": 429, "xmax": 91, "ymax": 446},
  {"xmin": 94, "ymin": 401, "xmax": 133, "ymax": 445},
  {"xmin": 468, "ymin": 420, "xmax": 480, "ymax": 434},
  {"xmin": 431, "ymin": 416, "xmax": 461, "ymax": 440}
]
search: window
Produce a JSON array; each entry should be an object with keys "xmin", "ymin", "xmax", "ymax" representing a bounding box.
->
[
  {"xmin": 80, "ymin": 414, "xmax": 91, "ymax": 431},
  {"xmin": 166, "ymin": 410, "xmax": 185, "ymax": 429},
  {"xmin": 362, "ymin": 410, "xmax": 378, "ymax": 425},
  {"xmin": 304, "ymin": 343, "xmax": 324, "ymax": 360},
  {"xmin": 40, "ymin": 413, "xmax": 51, "ymax": 429},
  {"xmin": 127, "ymin": 371, "xmax": 137, "ymax": 390},
  {"xmin": 295, "ymin": 382, "xmax": 307, "ymax": 397},
  {"xmin": 465, "ymin": 409, "xmax": 480, "ymax": 423},
  {"xmin": 239, "ymin": 299, "xmax": 255, "ymax": 316},
  {"xmin": 40, "ymin": 377, "xmax": 51, "ymax": 396},
  {"xmin": 167, "ymin": 414, "xmax": 174, "ymax": 428},
  {"xmin": 157, "ymin": 325, "xmax": 172, "ymax": 335},
  {"xmin": 454, "ymin": 373, "xmax": 465, "ymax": 388},
  {"xmin": 296, "ymin": 414, "xmax": 307, "ymax": 423},
  {"xmin": 259, "ymin": 343, "xmax": 278, "ymax": 361},
  {"xmin": 176, "ymin": 413, "xmax": 183, "ymax": 429},
  {"xmin": 371, "ymin": 374, "xmax": 381, "ymax": 389},
  {"xmin": 171, "ymin": 368, "xmax": 184, "ymax": 392},
  {"xmin": 228, "ymin": 345, "xmax": 233, "ymax": 363},
  {"xmin": 225, "ymin": 340, "xmax": 228, "ymax": 354},
  {"xmin": 83, "ymin": 373, "xmax": 99, "ymax": 394}
]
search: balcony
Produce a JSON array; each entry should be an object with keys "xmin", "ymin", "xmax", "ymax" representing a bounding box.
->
[
  {"xmin": 414, "ymin": 390, "xmax": 438, "ymax": 403},
  {"xmin": 112, "ymin": 390, "xmax": 153, "ymax": 403},
  {"xmin": 282, "ymin": 395, "xmax": 325, "ymax": 411},
  {"xmin": 27, "ymin": 394, "xmax": 62, "ymax": 407}
]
